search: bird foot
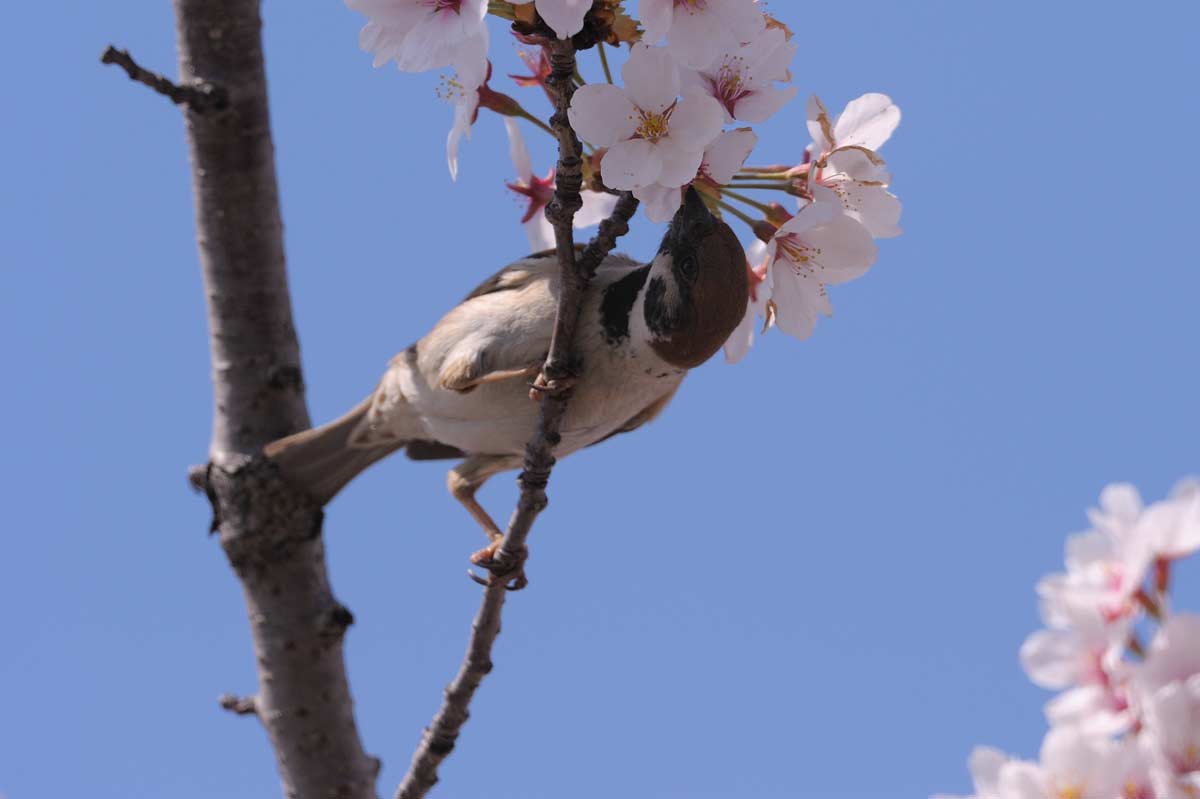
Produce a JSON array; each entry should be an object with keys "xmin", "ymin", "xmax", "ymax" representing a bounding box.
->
[
  {"xmin": 468, "ymin": 540, "xmax": 529, "ymax": 591},
  {"xmin": 528, "ymin": 371, "xmax": 577, "ymax": 401}
]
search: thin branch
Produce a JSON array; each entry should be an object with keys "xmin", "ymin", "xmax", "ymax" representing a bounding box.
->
[
  {"xmin": 395, "ymin": 39, "xmax": 641, "ymax": 799},
  {"xmin": 100, "ymin": 45, "xmax": 227, "ymax": 114}
]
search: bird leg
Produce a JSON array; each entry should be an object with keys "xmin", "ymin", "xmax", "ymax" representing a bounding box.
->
[{"xmin": 447, "ymin": 454, "xmax": 527, "ymax": 589}]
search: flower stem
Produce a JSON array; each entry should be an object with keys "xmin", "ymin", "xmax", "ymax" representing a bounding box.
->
[
  {"xmin": 724, "ymin": 182, "xmax": 793, "ymax": 193},
  {"xmin": 1134, "ymin": 588, "xmax": 1163, "ymax": 621},
  {"xmin": 597, "ymin": 42, "xmax": 614, "ymax": 84},
  {"xmin": 721, "ymin": 187, "xmax": 776, "ymax": 215},
  {"xmin": 733, "ymin": 171, "xmax": 791, "ymax": 181},
  {"xmin": 716, "ymin": 198, "xmax": 758, "ymax": 228},
  {"xmin": 519, "ymin": 109, "xmax": 556, "ymax": 137}
]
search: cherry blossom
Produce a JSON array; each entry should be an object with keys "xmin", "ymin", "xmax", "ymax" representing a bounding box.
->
[
  {"xmin": 723, "ymin": 240, "xmax": 769, "ymax": 363},
  {"xmin": 804, "ymin": 94, "xmax": 903, "ymax": 239},
  {"xmin": 510, "ymin": 0, "xmax": 592, "ymax": 40},
  {"xmin": 348, "ymin": 0, "xmax": 489, "ymax": 74},
  {"xmin": 937, "ymin": 480, "xmax": 1200, "ymax": 799},
  {"xmin": 639, "ymin": 0, "xmax": 767, "ymax": 69},
  {"xmin": 503, "ymin": 119, "xmax": 617, "ymax": 252},
  {"xmin": 634, "ymin": 127, "xmax": 758, "ymax": 222},
  {"xmin": 764, "ymin": 186, "xmax": 876, "ymax": 340},
  {"xmin": 568, "ymin": 44, "xmax": 724, "ymax": 192},
  {"xmin": 681, "ymin": 27, "xmax": 798, "ymax": 123}
]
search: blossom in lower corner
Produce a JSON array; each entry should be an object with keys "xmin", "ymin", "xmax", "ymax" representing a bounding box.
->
[
  {"xmin": 503, "ymin": 119, "xmax": 617, "ymax": 252},
  {"xmin": 681, "ymin": 26, "xmax": 798, "ymax": 124},
  {"xmin": 510, "ymin": 0, "xmax": 592, "ymax": 39},
  {"xmin": 634, "ymin": 127, "xmax": 758, "ymax": 222},
  {"xmin": 638, "ymin": 0, "xmax": 766, "ymax": 69},
  {"xmin": 764, "ymin": 186, "xmax": 876, "ymax": 340},
  {"xmin": 568, "ymin": 43, "xmax": 724, "ymax": 191},
  {"xmin": 348, "ymin": 0, "xmax": 489, "ymax": 73}
]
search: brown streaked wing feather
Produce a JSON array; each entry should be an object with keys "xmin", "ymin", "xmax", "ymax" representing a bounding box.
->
[{"xmin": 460, "ymin": 249, "xmax": 573, "ymax": 302}]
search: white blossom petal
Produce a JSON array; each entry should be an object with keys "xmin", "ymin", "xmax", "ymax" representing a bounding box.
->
[
  {"xmin": 622, "ymin": 43, "xmax": 680, "ymax": 113},
  {"xmin": 667, "ymin": 88, "xmax": 725, "ymax": 152},
  {"xmin": 633, "ymin": 183, "xmax": 682, "ymax": 224},
  {"xmin": 637, "ymin": 0, "xmax": 674, "ymax": 42},
  {"xmin": 504, "ymin": 118, "xmax": 533, "ymax": 183},
  {"xmin": 524, "ymin": 214, "xmax": 555, "ymax": 252},
  {"xmin": 602, "ymin": 138, "xmax": 662, "ymax": 189},
  {"xmin": 833, "ymin": 92, "xmax": 901, "ymax": 151},
  {"xmin": 569, "ymin": 84, "xmax": 638, "ymax": 147},
  {"xmin": 702, "ymin": 128, "xmax": 758, "ymax": 185},
  {"xmin": 655, "ymin": 140, "xmax": 704, "ymax": 188}
]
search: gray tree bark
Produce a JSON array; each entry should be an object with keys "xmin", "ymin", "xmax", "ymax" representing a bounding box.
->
[{"xmin": 172, "ymin": 1, "xmax": 377, "ymax": 796}]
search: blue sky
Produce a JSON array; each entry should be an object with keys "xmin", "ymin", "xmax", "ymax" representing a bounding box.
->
[{"xmin": 3, "ymin": 2, "xmax": 1199, "ymax": 797}]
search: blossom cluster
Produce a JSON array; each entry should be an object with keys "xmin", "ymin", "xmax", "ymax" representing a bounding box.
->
[
  {"xmin": 343, "ymin": 0, "xmax": 903, "ymax": 361},
  {"xmin": 936, "ymin": 481, "xmax": 1200, "ymax": 799}
]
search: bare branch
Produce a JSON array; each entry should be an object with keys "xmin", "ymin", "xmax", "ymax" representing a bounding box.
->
[
  {"xmin": 218, "ymin": 694, "xmax": 259, "ymax": 717},
  {"xmin": 395, "ymin": 40, "xmax": 640, "ymax": 799},
  {"xmin": 100, "ymin": 45, "xmax": 227, "ymax": 113}
]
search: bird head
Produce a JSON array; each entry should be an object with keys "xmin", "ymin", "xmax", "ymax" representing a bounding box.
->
[{"xmin": 643, "ymin": 187, "xmax": 750, "ymax": 368}]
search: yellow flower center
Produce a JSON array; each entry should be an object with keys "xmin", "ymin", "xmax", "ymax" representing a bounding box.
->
[
  {"xmin": 777, "ymin": 234, "xmax": 822, "ymax": 272},
  {"xmin": 636, "ymin": 107, "xmax": 673, "ymax": 143}
]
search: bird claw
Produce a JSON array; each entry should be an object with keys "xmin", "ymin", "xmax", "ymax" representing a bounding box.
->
[
  {"xmin": 467, "ymin": 542, "xmax": 529, "ymax": 591},
  {"xmin": 527, "ymin": 371, "xmax": 577, "ymax": 401}
]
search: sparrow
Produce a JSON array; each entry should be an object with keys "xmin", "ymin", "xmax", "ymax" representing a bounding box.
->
[{"xmin": 265, "ymin": 187, "xmax": 748, "ymax": 570}]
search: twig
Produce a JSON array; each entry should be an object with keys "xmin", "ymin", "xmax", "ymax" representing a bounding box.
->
[
  {"xmin": 394, "ymin": 39, "xmax": 639, "ymax": 799},
  {"xmin": 218, "ymin": 694, "xmax": 259, "ymax": 717},
  {"xmin": 100, "ymin": 45, "xmax": 228, "ymax": 113}
]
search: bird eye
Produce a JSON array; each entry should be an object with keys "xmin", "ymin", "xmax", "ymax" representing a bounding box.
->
[{"xmin": 679, "ymin": 254, "xmax": 699, "ymax": 282}]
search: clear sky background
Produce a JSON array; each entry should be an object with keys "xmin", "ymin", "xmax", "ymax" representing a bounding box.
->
[{"xmin": 3, "ymin": 2, "xmax": 1199, "ymax": 798}]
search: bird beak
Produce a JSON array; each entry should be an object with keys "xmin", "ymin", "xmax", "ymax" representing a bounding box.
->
[
  {"xmin": 665, "ymin": 186, "xmax": 717, "ymax": 251},
  {"xmin": 679, "ymin": 185, "xmax": 715, "ymax": 232}
]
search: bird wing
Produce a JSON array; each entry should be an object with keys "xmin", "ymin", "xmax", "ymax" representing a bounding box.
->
[
  {"xmin": 589, "ymin": 382, "xmax": 681, "ymax": 447},
  {"xmin": 430, "ymin": 255, "xmax": 562, "ymax": 392}
]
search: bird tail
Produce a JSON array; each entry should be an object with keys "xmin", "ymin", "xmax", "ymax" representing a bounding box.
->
[{"xmin": 263, "ymin": 397, "xmax": 404, "ymax": 506}]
